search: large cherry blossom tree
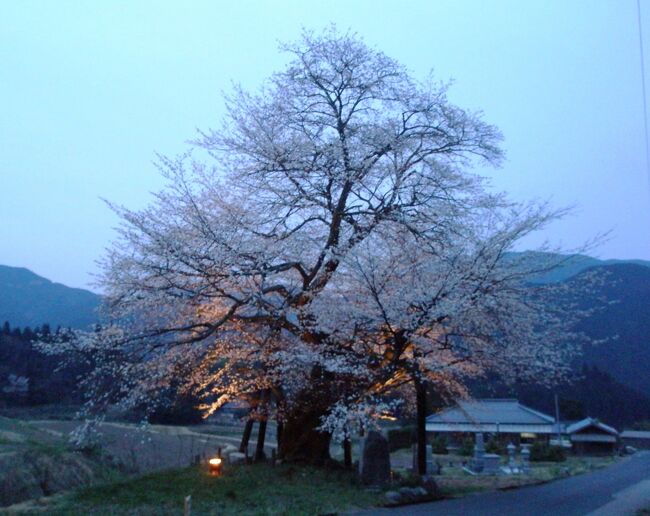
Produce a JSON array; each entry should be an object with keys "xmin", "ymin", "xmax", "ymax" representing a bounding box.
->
[{"xmin": 50, "ymin": 29, "xmax": 590, "ymax": 465}]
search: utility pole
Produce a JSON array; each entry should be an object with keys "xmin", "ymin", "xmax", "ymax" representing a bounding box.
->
[{"xmin": 554, "ymin": 393, "xmax": 562, "ymax": 444}]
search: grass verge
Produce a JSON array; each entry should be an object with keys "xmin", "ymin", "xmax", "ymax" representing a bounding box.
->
[{"xmin": 9, "ymin": 463, "xmax": 381, "ymax": 515}]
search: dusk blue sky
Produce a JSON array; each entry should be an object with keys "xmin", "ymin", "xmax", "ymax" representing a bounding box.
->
[{"xmin": 1, "ymin": 0, "xmax": 649, "ymax": 290}]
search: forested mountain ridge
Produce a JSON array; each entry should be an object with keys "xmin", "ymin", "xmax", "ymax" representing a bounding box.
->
[
  {"xmin": 570, "ymin": 263, "xmax": 650, "ymax": 397},
  {"xmin": 0, "ymin": 323, "xmax": 88, "ymax": 407},
  {"xmin": 518, "ymin": 252, "xmax": 650, "ymax": 284},
  {"xmin": 475, "ymin": 364, "xmax": 650, "ymax": 428},
  {"xmin": 1, "ymin": 258, "xmax": 649, "ymax": 427},
  {"xmin": 480, "ymin": 262, "xmax": 650, "ymax": 427},
  {"xmin": 0, "ymin": 265, "xmax": 100, "ymax": 329},
  {"xmin": 2, "ymin": 255, "xmax": 647, "ymax": 330}
]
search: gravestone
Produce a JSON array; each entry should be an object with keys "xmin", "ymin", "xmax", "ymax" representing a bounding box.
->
[
  {"xmin": 507, "ymin": 442, "xmax": 517, "ymax": 468},
  {"xmin": 483, "ymin": 453, "xmax": 500, "ymax": 474},
  {"xmin": 521, "ymin": 444, "xmax": 531, "ymax": 472},
  {"xmin": 359, "ymin": 431, "xmax": 391, "ymax": 486},
  {"xmin": 470, "ymin": 433, "xmax": 486, "ymax": 473}
]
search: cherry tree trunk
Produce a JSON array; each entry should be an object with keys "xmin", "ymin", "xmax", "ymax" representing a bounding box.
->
[
  {"xmin": 415, "ymin": 379, "xmax": 428, "ymax": 475},
  {"xmin": 276, "ymin": 363, "xmax": 338, "ymax": 464},
  {"xmin": 278, "ymin": 406, "xmax": 332, "ymax": 464}
]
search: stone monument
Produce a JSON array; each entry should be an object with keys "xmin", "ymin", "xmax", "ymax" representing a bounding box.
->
[
  {"xmin": 470, "ymin": 432, "xmax": 486, "ymax": 473},
  {"xmin": 521, "ymin": 444, "xmax": 531, "ymax": 473},
  {"xmin": 359, "ymin": 431, "xmax": 391, "ymax": 486},
  {"xmin": 464, "ymin": 433, "xmax": 500, "ymax": 475},
  {"xmin": 507, "ymin": 442, "xmax": 517, "ymax": 469}
]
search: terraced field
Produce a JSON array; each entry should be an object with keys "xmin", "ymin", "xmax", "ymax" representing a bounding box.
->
[
  {"xmin": 0, "ymin": 416, "xmax": 275, "ymax": 510},
  {"xmin": 0, "ymin": 417, "xmax": 107, "ymax": 507}
]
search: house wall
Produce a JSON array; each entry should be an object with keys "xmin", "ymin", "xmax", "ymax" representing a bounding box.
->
[
  {"xmin": 572, "ymin": 440, "xmax": 617, "ymax": 455},
  {"xmin": 568, "ymin": 423, "xmax": 618, "ymax": 455},
  {"xmin": 429, "ymin": 430, "xmax": 550, "ymax": 449},
  {"xmin": 425, "ymin": 423, "xmax": 554, "ymax": 434}
]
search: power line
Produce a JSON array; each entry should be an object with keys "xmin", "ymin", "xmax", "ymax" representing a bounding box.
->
[{"xmin": 636, "ymin": 0, "xmax": 650, "ymax": 205}]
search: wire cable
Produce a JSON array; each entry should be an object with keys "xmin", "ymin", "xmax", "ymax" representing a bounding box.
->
[{"xmin": 636, "ymin": 0, "xmax": 650, "ymax": 204}]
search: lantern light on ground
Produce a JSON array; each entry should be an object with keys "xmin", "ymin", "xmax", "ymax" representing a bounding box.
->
[{"xmin": 208, "ymin": 457, "xmax": 223, "ymax": 476}]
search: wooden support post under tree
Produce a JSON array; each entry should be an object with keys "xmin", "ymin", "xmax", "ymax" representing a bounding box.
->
[
  {"xmin": 255, "ymin": 418, "xmax": 268, "ymax": 461},
  {"xmin": 239, "ymin": 418, "xmax": 255, "ymax": 454},
  {"xmin": 343, "ymin": 438, "xmax": 352, "ymax": 468},
  {"xmin": 277, "ymin": 420, "xmax": 283, "ymax": 449},
  {"xmin": 255, "ymin": 389, "xmax": 271, "ymax": 461},
  {"xmin": 276, "ymin": 396, "xmax": 284, "ymax": 455},
  {"xmin": 415, "ymin": 377, "xmax": 428, "ymax": 476}
]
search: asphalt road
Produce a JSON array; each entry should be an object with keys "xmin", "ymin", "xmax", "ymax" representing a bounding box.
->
[{"xmin": 368, "ymin": 451, "xmax": 650, "ymax": 516}]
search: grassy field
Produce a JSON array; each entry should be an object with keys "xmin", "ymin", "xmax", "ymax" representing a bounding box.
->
[
  {"xmin": 0, "ymin": 416, "xmax": 381, "ymax": 514},
  {"xmin": 7, "ymin": 462, "xmax": 381, "ymax": 515},
  {"xmin": 4, "ymin": 453, "xmax": 621, "ymax": 515},
  {"xmin": 0, "ymin": 415, "xmax": 624, "ymax": 514}
]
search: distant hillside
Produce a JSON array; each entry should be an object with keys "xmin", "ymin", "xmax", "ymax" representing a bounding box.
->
[
  {"xmin": 532, "ymin": 365, "xmax": 650, "ymax": 428},
  {"xmin": 517, "ymin": 252, "xmax": 650, "ymax": 284},
  {"xmin": 476, "ymin": 365, "xmax": 650, "ymax": 428},
  {"xmin": 0, "ymin": 265, "xmax": 101, "ymax": 329},
  {"xmin": 520, "ymin": 262, "xmax": 650, "ymax": 426},
  {"xmin": 568, "ymin": 263, "xmax": 650, "ymax": 397},
  {"xmin": 471, "ymin": 261, "xmax": 650, "ymax": 427}
]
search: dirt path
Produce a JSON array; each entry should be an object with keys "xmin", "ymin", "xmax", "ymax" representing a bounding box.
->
[{"xmin": 35, "ymin": 420, "xmax": 272, "ymax": 474}]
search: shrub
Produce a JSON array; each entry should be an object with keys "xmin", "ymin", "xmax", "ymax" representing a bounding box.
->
[
  {"xmin": 387, "ymin": 426, "xmax": 415, "ymax": 452},
  {"xmin": 546, "ymin": 445, "xmax": 567, "ymax": 462},
  {"xmin": 459, "ymin": 438, "xmax": 474, "ymax": 456},
  {"xmin": 431, "ymin": 435, "xmax": 448, "ymax": 455},
  {"xmin": 392, "ymin": 469, "xmax": 422, "ymax": 487},
  {"xmin": 485, "ymin": 438, "xmax": 506, "ymax": 455},
  {"xmin": 529, "ymin": 442, "xmax": 566, "ymax": 462}
]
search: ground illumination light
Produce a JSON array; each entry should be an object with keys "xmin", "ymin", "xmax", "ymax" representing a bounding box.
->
[{"xmin": 208, "ymin": 457, "xmax": 223, "ymax": 476}]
